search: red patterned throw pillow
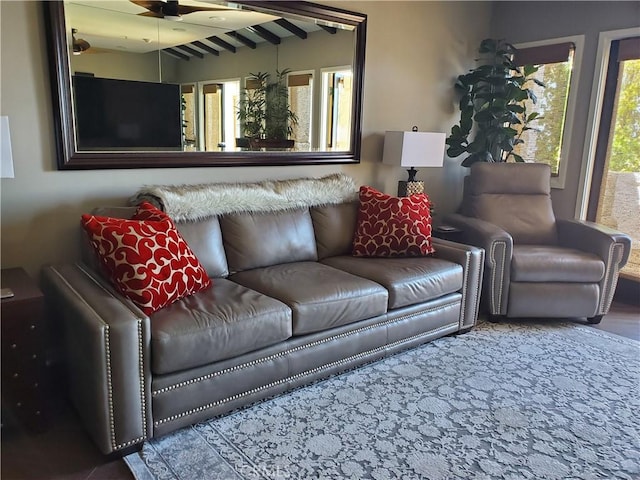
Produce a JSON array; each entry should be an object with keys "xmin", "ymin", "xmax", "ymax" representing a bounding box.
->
[
  {"xmin": 81, "ymin": 202, "xmax": 211, "ymax": 315},
  {"xmin": 352, "ymin": 186, "xmax": 435, "ymax": 257}
]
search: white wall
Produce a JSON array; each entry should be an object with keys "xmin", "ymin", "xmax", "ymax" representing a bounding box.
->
[{"xmin": 0, "ymin": 1, "xmax": 491, "ymax": 278}]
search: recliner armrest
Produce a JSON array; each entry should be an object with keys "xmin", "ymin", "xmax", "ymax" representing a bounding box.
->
[
  {"xmin": 556, "ymin": 219, "xmax": 631, "ymax": 266},
  {"xmin": 556, "ymin": 219, "xmax": 632, "ymax": 315},
  {"xmin": 432, "ymin": 238, "xmax": 484, "ymax": 330},
  {"xmin": 41, "ymin": 263, "xmax": 152, "ymax": 455},
  {"xmin": 442, "ymin": 213, "xmax": 514, "ymax": 316}
]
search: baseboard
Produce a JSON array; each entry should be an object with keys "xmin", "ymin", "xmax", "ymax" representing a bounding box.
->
[{"xmin": 614, "ymin": 276, "xmax": 640, "ymax": 306}]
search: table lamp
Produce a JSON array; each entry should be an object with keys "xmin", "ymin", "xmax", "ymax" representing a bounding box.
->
[{"xmin": 383, "ymin": 127, "xmax": 445, "ymax": 196}]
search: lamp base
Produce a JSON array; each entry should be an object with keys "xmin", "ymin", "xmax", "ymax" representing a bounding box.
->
[{"xmin": 397, "ymin": 181, "xmax": 424, "ymax": 197}]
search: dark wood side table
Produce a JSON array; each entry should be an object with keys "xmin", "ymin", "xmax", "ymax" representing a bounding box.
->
[
  {"xmin": 1, "ymin": 268, "xmax": 50, "ymax": 432},
  {"xmin": 433, "ymin": 225, "xmax": 464, "ymax": 243}
]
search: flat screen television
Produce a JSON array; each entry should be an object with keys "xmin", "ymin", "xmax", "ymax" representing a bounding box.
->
[{"xmin": 73, "ymin": 75, "xmax": 182, "ymax": 151}]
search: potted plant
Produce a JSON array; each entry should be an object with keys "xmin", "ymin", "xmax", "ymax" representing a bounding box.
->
[
  {"xmin": 446, "ymin": 38, "xmax": 544, "ymax": 166},
  {"xmin": 237, "ymin": 69, "xmax": 298, "ymax": 149}
]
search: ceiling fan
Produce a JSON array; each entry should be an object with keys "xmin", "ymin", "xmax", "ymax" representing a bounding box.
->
[
  {"xmin": 131, "ymin": 0, "xmax": 229, "ymax": 21},
  {"xmin": 72, "ymin": 28, "xmax": 90, "ymax": 55}
]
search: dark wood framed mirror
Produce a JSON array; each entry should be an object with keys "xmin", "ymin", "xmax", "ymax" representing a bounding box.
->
[{"xmin": 44, "ymin": 1, "xmax": 366, "ymax": 169}]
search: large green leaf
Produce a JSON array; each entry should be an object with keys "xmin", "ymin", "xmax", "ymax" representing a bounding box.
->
[
  {"xmin": 446, "ymin": 144, "xmax": 466, "ymax": 158},
  {"xmin": 474, "ymin": 109, "xmax": 496, "ymax": 123},
  {"xmin": 526, "ymin": 112, "xmax": 541, "ymax": 122}
]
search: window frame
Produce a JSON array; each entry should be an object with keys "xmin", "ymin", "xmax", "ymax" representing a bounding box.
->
[
  {"xmin": 287, "ymin": 69, "xmax": 315, "ymax": 150},
  {"xmin": 320, "ymin": 66, "xmax": 353, "ymax": 151},
  {"xmin": 576, "ymin": 27, "xmax": 640, "ymax": 219},
  {"xmin": 515, "ymin": 35, "xmax": 584, "ymax": 189}
]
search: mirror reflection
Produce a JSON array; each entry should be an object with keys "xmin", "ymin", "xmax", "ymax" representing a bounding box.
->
[{"xmin": 65, "ymin": 0, "xmax": 357, "ymax": 153}]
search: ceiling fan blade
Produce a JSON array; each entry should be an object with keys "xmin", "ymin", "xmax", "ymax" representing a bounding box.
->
[
  {"xmin": 130, "ymin": 0, "xmax": 163, "ymax": 10},
  {"xmin": 177, "ymin": 5, "xmax": 233, "ymax": 15},
  {"xmin": 131, "ymin": 0, "xmax": 234, "ymax": 19},
  {"xmin": 138, "ymin": 10, "xmax": 164, "ymax": 18}
]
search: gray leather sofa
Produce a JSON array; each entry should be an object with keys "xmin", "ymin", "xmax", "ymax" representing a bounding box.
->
[{"xmin": 42, "ymin": 199, "xmax": 484, "ymax": 455}]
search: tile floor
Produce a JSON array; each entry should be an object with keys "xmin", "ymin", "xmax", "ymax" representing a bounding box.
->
[{"xmin": 1, "ymin": 302, "xmax": 638, "ymax": 480}]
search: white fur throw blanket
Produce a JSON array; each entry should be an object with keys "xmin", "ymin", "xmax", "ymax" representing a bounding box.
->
[{"xmin": 129, "ymin": 173, "xmax": 358, "ymax": 222}]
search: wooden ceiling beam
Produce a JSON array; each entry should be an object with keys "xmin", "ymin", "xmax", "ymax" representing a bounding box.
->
[
  {"xmin": 319, "ymin": 25, "xmax": 337, "ymax": 34},
  {"xmin": 249, "ymin": 25, "xmax": 280, "ymax": 45},
  {"xmin": 162, "ymin": 48, "xmax": 189, "ymax": 61},
  {"xmin": 176, "ymin": 45, "xmax": 204, "ymax": 58},
  {"xmin": 225, "ymin": 31, "xmax": 256, "ymax": 49},
  {"xmin": 274, "ymin": 18, "xmax": 307, "ymax": 39},
  {"xmin": 206, "ymin": 36, "xmax": 236, "ymax": 53},
  {"xmin": 192, "ymin": 41, "xmax": 220, "ymax": 56}
]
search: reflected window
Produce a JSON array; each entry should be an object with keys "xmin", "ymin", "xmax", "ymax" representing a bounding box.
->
[
  {"xmin": 288, "ymin": 72, "xmax": 313, "ymax": 151},
  {"xmin": 202, "ymin": 83, "xmax": 223, "ymax": 151},
  {"xmin": 200, "ymin": 80, "xmax": 240, "ymax": 151},
  {"xmin": 181, "ymin": 84, "xmax": 197, "ymax": 151},
  {"xmin": 321, "ymin": 68, "xmax": 352, "ymax": 150}
]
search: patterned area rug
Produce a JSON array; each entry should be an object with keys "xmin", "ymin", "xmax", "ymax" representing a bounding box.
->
[{"xmin": 124, "ymin": 322, "xmax": 640, "ymax": 480}]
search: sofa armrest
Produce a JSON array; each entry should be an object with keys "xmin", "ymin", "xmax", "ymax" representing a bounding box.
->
[
  {"xmin": 443, "ymin": 213, "xmax": 513, "ymax": 315},
  {"xmin": 432, "ymin": 238, "xmax": 484, "ymax": 331},
  {"xmin": 556, "ymin": 219, "xmax": 632, "ymax": 315},
  {"xmin": 41, "ymin": 263, "xmax": 152, "ymax": 455}
]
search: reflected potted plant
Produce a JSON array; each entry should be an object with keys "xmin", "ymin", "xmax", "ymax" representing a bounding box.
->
[{"xmin": 237, "ymin": 69, "xmax": 298, "ymax": 149}]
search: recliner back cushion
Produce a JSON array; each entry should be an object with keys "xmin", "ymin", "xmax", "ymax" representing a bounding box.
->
[
  {"xmin": 221, "ymin": 208, "xmax": 318, "ymax": 273},
  {"xmin": 468, "ymin": 163, "xmax": 558, "ymax": 245}
]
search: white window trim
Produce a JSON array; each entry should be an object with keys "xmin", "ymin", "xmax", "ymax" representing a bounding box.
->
[
  {"xmin": 575, "ymin": 26, "xmax": 640, "ymax": 219},
  {"xmin": 515, "ymin": 35, "xmax": 584, "ymax": 190},
  {"xmin": 320, "ymin": 65, "xmax": 352, "ymax": 150}
]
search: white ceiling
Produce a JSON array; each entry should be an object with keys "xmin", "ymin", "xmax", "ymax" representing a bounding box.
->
[{"xmin": 65, "ymin": 1, "xmax": 283, "ymax": 54}]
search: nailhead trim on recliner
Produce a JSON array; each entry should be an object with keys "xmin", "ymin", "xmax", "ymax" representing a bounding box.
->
[
  {"xmin": 489, "ymin": 241, "xmax": 507, "ymax": 314},
  {"xmin": 599, "ymin": 242, "xmax": 625, "ymax": 315}
]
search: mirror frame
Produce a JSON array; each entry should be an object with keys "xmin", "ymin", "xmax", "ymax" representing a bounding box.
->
[{"xmin": 43, "ymin": 1, "xmax": 367, "ymax": 170}]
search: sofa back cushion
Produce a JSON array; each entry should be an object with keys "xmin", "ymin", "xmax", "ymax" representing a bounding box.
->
[
  {"xmin": 466, "ymin": 163, "xmax": 558, "ymax": 245},
  {"xmin": 84, "ymin": 207, "xmax": 229, "ymax": 278},
  {"xmin": 220, "ymin": 208, "xmax": 318, "ymax": 273},
  {"xmin": 174, "ymin": 217, "xmax": 229, "ymax": 278},
  {"xmin": 311, "ymin": 202, "xmax": 359, "ymax": 259}
]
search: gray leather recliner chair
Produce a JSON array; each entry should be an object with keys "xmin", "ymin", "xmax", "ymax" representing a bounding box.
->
[{"xmin": 444, "ymin": 162, "xmax": 631, "ymax": 324}]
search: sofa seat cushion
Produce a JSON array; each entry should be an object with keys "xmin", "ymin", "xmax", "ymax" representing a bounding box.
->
[
  {"xmin": 230, "ymin": 262, "xmax": 388, "ymax": 336},
  {"xmin": 322, "ymin": 256, "xmax": 463, "ymax": 310},
  {"xmin": 150, "ymin": 278, "xmax": 292, "ymax": 374},
  {"xmin": 511, "ymin": 245, "xmax": 605, "ymax": 282}
]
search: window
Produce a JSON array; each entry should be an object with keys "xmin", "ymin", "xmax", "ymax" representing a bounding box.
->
[
  {"xmin": 513, "ymin": 36, "xmax": 584, "ymax": 188},
  {"xmin": 181, "ymin": 84, "xmax": 197, "ymax": 151},
  {"xmin": 321, "ymin": 67, "xmax": 353, "ymax": 151},
  {"xmin": 588, "ymin": 37, "xmax": 640, "ymax": 280},
  {"xmin": 288, "ymin": 72, "xmax": 313, "ymax": 151},
  {"xmin": 202, "ymin": 83, "xmax": 223, "ymax": 151},
  {"xmin": 198, "ymin": 79, "xmax": 240, "ymax": 151}
]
